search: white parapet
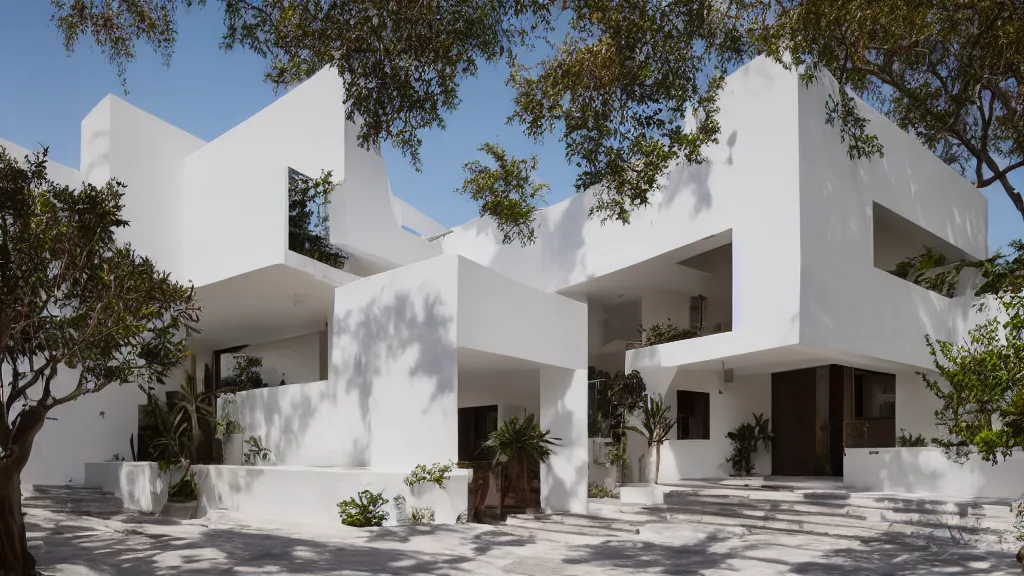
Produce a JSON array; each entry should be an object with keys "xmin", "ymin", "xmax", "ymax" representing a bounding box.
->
[
  {"xmin": 85, "ymin": 462, "xmax": 472, "ymax": 526},
  {"xmin": 844, "ymin": 447, "xmax": 1024, "ymax": 500}
]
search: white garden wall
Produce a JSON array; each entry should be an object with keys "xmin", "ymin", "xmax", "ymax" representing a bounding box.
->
[
  {"xmin": 229, "ymin": 380, "xmax": 360, "ymax": 467},
  {"xmin": 230, "ymin": 331, "xmax": 322, "ymax": 387},
  {"xmin": 844, "ymin": 448, "xmax": 1024, "ymax": 500},
  {"xmin": 84, "ymin": 461, "xmax": 471, "ymax": 526}
]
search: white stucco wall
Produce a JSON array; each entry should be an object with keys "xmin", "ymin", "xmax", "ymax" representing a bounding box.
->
[
  {"xmin": 458, "ymin": 370, "xmax": 540, "ymax": 417},
  {"xmin": 84, "ymin": 461, "xmax": 471, "ymax": 526},
  {"xmin": 232, "ymin": 331, "xmax": 322, "ymax": 386},
  {"xmin": 457, "ymin": 257, "xmax": 588, "ymax": 371},
  {"xmin": 796, "ymin": 72, "xmax": 988, "ymax": 371},
  {"xmin": 844, "ymin": 448, "xmax": 1024, "ymax": 500},
  {"xmin": 332, "ymin": 255, "xmax": 461, "ymax": 470},
  {"xmin": 230, "ymin": 380, "xmax": 357, "ymax": 467},
  {"xmin": 19, "ymin": 373, "xmax": 145, "ymax": 487},
  {"xmin": 4, "ymin": 126, "xmax": 171, "ymax": 489},
  {"xmin": 641, "ymin": 292, "xmax": 692, "ymax": 331},
  {"xmin": 624, "ymin": 370, "xmax": 772, "ymax": 482},
  {"xmin": 183, "ymin": 68, "xmax": 348, "ymax": 288},
  {"xmin": 540, "ymin": 367, "xmax": 589, "ymax": 514},
  {"xmin": 0, "ymin": 137, "xmax": 82, "ymax": 186},
  {"xmin": 894, "ymin": 370, "xmax": 946, "ymax": 441},
  {"xmin": 80, "ymin": 96, "xmax": 206, "ymax": 281},
  {"xmin": 442, "ymin": 58, "xmax": 802, "ymax": 368},
  {"xmin": 329, "ymin": 120, "xmax": 442, "ymax": 269}
]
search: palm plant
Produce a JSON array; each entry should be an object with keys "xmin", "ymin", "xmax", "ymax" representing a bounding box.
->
[
  {"xmin": 626, "ymin": 395, "xmax": 676, "ymax": 484},
  {"xmin": 482, "ymin": 414, "xmax": 561, "ymax": 517},
  {"xmin": 725, "ymin": 413, "xmax": 774, "ymax": 477},
  {"xmin": 150, "ymin": 374, "xmax": 215, "ymax": 501}
]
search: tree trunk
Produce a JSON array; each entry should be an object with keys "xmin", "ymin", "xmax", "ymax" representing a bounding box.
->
[
  {"xmin": 495, "ymin": 471, "xmax": 503, "ymax": 518},
  {"xmin": 519, "ymin": 466, "xmax": 529, "ymax": 511},
  {"xmin": 654, "ymin": 443, "xmax": 661, "ymax": 485},
  {"xmin": 0, "ymin": 472, "xmax": 34, "ymax": 576}
]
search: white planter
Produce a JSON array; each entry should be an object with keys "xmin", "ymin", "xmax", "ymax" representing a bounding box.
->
[
  {"xmin": 222, "ymin": 434, "xmax": 243, "ymax": 466},
  {"xmin": 619, "ymin": 484, "xmax": 664, "ymax": 505},
  {"xmin": 160, "ymin": 500, "xmax": 197, "ymax": 520},
  {"xmin": 641, "ymin": 452, "xmax": 657, "ymax": 484}
]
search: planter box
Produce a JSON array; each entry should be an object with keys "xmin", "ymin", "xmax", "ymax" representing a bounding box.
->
[
  {"xmin": 618, "ymin": 483, "xmax": 664, "ymax": 505},
  {"xmin": 222, "ymin": 434, "xmax": 243, "ymax": 466},
  {"xmin": 160, "ymin": 500, "xmax": 198, "ymax": 520}
]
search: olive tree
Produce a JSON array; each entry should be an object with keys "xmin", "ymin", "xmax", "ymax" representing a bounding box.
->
[
  {"xmin": 46, "ymin": 1, "xmax": 1023, "ymax": 238},
  {"xmin": 0, "ymin": 146, "xmax": 200, "ymax": 575}
]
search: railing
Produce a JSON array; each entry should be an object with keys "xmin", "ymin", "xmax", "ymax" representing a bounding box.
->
[{"xmin": 844, "ymin": 420, "xmax": 870, "ymax": 449}]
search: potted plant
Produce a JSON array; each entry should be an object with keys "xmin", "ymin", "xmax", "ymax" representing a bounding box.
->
[
  {"xmin": 216, "ymin": 394, "xmax": 245, "ymax": 465},
  {"xmin": 150, "ymin": 374, "xmax": 213, "ymax": 519},
  {"xmin": 482, "ymin": 414, "xmax": 560, "ymax": 517},
  {"xmin": 725, "ymin": 413, "xmax": 774, "ymax": 477},
  {"xmin": 626, "ymin": 394, "xmax": 676, "ymax": 484},
  {"xmin": 243, "ymin": 435, "xmax": 273, "ymax": 465}
]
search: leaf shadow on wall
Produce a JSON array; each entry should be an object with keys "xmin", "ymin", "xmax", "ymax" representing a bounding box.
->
[{"xmin": 332, "ymin": 287, "xmax": 457, "ymax": 462}]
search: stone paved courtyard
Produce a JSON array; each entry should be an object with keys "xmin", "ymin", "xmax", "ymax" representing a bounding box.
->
[{"xmin": 23, "ymin": 485, "xmax": 1022, "ymax": 575}]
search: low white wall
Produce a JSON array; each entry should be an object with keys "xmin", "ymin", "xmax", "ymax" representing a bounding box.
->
[
  {"xmin": 84, "ymin": 462, "xmax": 168, "ymax": 513},
  {"xmin": 588, "ymin": 438, "xmax": 618, "ymax": 490},
  {"xmin": 198, "ymin": 465, "xmax": 470, "ymax": 526},
  {"xmin": 20, "ymin": 370, "xmax": 146, "ymax": 487},
  {"xmin": 85, "ymin": 461, "xmax": 471, "ymax": 526},
  {"xmin": 229, "ymin": 380, "xmax": 356, "ymax": 467},
  {"xmin": 844, "ymin": 448, "xmax": 1024, "ymax": 500}
]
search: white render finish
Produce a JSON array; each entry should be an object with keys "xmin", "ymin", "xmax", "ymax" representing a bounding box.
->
[
  {"xmin": 3, "ymin": 52, "xmax": 1002, "ymax": 515},
  {"xmin": 84, "ymin": 461, "xmax": 470, "ymax": 526},
  {"xmin": 844, "ymin": 448, "xmax": 1024, "ymax": 500}
]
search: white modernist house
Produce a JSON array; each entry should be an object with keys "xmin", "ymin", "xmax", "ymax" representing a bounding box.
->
[{"xmin": 7, "ymin": 55, "xmax": 1019, "ymax": 527}]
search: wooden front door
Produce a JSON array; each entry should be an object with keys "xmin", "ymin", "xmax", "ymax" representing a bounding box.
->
[{"xmin": 771, "ymin": 368, "xmax": 818, "ymax": 476}]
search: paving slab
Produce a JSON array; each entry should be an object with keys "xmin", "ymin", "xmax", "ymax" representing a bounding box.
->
[{"xmin": 21, "ymin": 486, "xmax": 1022, "ymax": 575}]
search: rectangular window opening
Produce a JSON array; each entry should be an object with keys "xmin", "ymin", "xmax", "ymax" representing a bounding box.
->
[
  {"xmin": 676, "ymin": 390, "xmax": 711, "ymax": 440},
  {"xmin": 288, "ymin": 168, "xmax": 348, "ymax": 270},
  {"xmin": 872, "ymin": 202, "xmax": 974, "ymax": 298}
]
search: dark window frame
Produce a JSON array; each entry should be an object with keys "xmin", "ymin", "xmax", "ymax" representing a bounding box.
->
[
  {"xmin": 676, "ymin": 390, "xmax": 711, "ymax": 440},
  {"xmin": 458, "ymin": 405, "xmax": 499, "ymax": 462}
]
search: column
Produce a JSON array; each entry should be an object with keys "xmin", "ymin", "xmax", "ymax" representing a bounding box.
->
[{"xmin": 539, "ymin": 366, "xmax": 588, "ymax": 514}]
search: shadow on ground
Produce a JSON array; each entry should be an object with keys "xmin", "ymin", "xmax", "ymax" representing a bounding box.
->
[{"xmin": 24, "ymin": 486, "xmax": 1019, "ymax": 575}]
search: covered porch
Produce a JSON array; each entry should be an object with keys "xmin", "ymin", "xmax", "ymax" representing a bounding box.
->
[{"xmin": 624, "ymin": 344, "xmax": 939, "ymax": 485}]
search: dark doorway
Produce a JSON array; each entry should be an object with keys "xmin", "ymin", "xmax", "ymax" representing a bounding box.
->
[
  {"xmin": 771, "ymin": 368, "xmax": 817, "ymax": 476},
  {"xmin": 772, "ymin": 364, "xmax": 894, "ymax": 477},
  {"xmin": 458, "ymin": 405, "xmax": 498, "ymax": 462}
]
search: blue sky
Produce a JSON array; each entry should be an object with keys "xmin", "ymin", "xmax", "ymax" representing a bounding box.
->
[{"xmin": 0, "ymin": 1, "xmax": 1021, "ymax": 250}]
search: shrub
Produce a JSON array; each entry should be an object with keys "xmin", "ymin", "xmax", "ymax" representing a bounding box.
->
[
  {"xmin": 638, "ymin": 319, "xmax": 698, "ymax": 347},
  {"xmin": 404, "ymin": 461, "xmax": 454, "ymax": 489},
  {"xmin": 588, "ymin": 483, "xmax": 618, "ymax": 499},
  {"xmin": 896, "ymin": 428, "xmax": 930, "ymax": 447},
  {"xmin": 725, "ymin": 413, "xmax": 774, "ymax": 477},
  {"xmin": 167, "ymin": 470, "xmax": 198, "ymax": 503},
  {"xmin": 243, "ymin": 435, "xmax": 273, "ymax": 465},
  {"xmin": 409, "ymin": 506, "xmax": 436, "ymax": 525},
  {"xmin": 338, "ymin": 490, "xmax": 390, "ymax": 527}
]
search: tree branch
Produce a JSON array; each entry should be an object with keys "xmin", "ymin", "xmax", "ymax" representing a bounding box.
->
[{"xmin": 978, "ymin": 158, "xmax": 1024, "ymax": 188}]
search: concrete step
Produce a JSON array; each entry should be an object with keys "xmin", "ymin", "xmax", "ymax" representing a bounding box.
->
[
  {"xmin": 660, "ymin": 492, "xmax": 1013, "ymax": 531},
  {"xmin": 499, "ymin": 519, "xmax": 633, "ymax": 542},
  {"xmin": 21, "ymin": 484, "xmax": 129, "ymax": 520},
  {"xmin": 506, "ymin": 513, "xmax": 642, "ymax": 535},
  {"xmin": 648, "ymin": 485, "xmax": 1017, "ymax": 551}
]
